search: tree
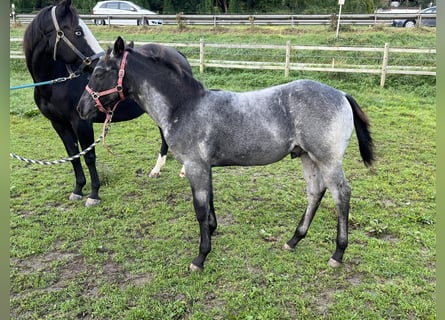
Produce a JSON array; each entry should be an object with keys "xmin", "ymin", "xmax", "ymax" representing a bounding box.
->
[
  {"xmin": 201, "ymin": 0, "xmax": 214, "ymax": 14},
  {"xmin": 229, "ymin": 0, "xmax": 241, "ymax": 13},
  {"xmin": 163, "ymin": 0, "xmax": 175, "ymax": 13},
  {"xmin": 215, "ymin": 0, "xmax": 229, "ymax": 13}
]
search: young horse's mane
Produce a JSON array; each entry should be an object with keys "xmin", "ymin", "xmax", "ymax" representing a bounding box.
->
[{"xmin": 105, "ymin": 45, "xmax": 205, "ymax": 96}]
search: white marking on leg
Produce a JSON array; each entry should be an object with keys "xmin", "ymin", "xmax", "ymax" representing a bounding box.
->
[
  {"xmin": 149, "ymin": 154, "xmax": 166, "ymax": 178},
  {"xmin": 194, "ymin": 190, "xmax": 208, "ymax": 204},
  {"xmin": 179, "ymin": 165, "xmax": 186, "ymax": 178}
]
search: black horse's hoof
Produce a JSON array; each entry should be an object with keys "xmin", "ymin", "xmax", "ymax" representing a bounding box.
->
[
  {"xmin": 85, "ymin": 197, "xmax": 101, "ymax": 207},
  {"xmin": 328, "ymin": 258, "xmax": 342, "ymax": 268},
  {"xmin": 189, "ymin": 263, "xmax": 203, "ymax": 272},
  {"xmin": 283, "ymin": 243, "xmax": 295, "ymax": 251},
  {"xmin": 69, "ymin": 193, "xmax": 83, "ymax": 201}
]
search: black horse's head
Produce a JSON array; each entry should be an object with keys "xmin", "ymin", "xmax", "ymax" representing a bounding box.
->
[
  {"xmin": 78, "ymin": 37, "xmax": 130, "ymax": 120},
  {"xmin": 24, "ymin": 0, "xmax": 104, "ymax": 73}
]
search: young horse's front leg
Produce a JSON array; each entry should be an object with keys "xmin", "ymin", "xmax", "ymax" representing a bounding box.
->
[{"xmin": 185, "ymin": 165, "xmax": 217, "ymax": 271}]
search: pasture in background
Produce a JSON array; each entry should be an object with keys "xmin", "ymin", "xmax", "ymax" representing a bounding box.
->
[{"xmin": 10, "ymin": 25, "xmax": 435, "ymax": 319}]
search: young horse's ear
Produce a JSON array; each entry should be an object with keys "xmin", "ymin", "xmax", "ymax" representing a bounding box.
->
[
  {"xmin": 113, "ymin": 36, "xmax": 126, "ymax": 56},
  {"xmin": 127, "ymin": 41, "xmax": 134, "ymax": 48}
]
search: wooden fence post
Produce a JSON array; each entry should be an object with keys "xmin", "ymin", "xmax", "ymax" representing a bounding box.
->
[
  {"xmin": 380, "ymin": 42, "xmax": 389, "ymax": 88},
  {"xmin": 285, "ymin": 41, "xmax": 291, "ymax": 78},
  {"xmin": 200, "ymin": 38, "xmax": 205, "ymax": 73}
]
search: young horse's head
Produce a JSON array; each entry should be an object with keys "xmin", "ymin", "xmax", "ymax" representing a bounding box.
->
[
  {"xmin": 77, "ymin": 37, "xmax": 131, "ymax": 119},
  {"xmin": 24, "ymin": 0, "xmax": 103, "ymax": 73},
  {"xmin": 77, "ymin": 36, "xmax": 201, "ymax": 120}
]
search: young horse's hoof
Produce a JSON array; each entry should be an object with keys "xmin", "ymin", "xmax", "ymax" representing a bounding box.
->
[
  {"xmin": 85, "ymin": 198, "xmax": 101, "ymax": 207},
  {"xmin": 328, "ymin": 258, "xmax": 342, "ymax": 268},
  {"xmin": 283, "ymin": 243, "xmax": 294, "ymax": 251},
  {"xmin": 69, "ymin": 193, "xmax": 83, "ymax": 201},
  {"xmin": 189, "ymin": 263, "xmax": 203, "ymax": 272}
]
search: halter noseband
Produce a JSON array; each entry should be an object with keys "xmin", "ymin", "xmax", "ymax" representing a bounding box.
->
[
  {"xmin": 51, "ymin": 6, "xmax": 104, "ymax": 71},
  {"xmin": 85, "ymin": 51, "xmax": 129, "ymax": 115}
]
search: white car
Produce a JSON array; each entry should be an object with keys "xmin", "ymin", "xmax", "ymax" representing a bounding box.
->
[{"xmin": 92, "ymin": 1, "xmax": 163, "ymax": 26}]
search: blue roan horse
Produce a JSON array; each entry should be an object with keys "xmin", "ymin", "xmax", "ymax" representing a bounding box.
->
[
  {"xmin": 78, "ymin": 37, "xmax": 375, "ymax": 271},
  {"xmin": 23, "ymin": 0, "xmax": 189, "ymax": 206}
]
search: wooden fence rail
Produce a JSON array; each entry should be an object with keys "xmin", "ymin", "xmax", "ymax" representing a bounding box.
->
[
  {"xmin": 128, "ymin": 40, "xmax": 436, "ymax": 87},
  {"xmin": 10, "ymin": 38, "xmax": 435, "ymax": 87}
]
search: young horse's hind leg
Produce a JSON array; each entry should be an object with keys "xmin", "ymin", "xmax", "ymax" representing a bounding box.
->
[
  {"xmin": 321, "ymin": 164, "xmax": 351, "ymax": 268},
  {"xmin": 285, "ymin": 154, "xmax": 326, "ymax": 251},
  {"xmin": 285, "ymin": 152, "xmax": 350, "ymax": 267}
]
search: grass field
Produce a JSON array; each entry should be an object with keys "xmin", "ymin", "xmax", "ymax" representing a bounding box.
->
[{"xmin": 10, "ymin": 25, "xmax": 435, "ymax": 319}]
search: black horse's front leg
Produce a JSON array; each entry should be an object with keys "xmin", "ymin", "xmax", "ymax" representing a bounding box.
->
[
  {"xmin": 73, "ymin": 119, "xmax": 101, "ymax": 207},
  {"xmin": 149, "ymin": 127, "xmax": 169, "ymax": 178},
  {"xmin": 51, "ymin": 120, "xmax": 88, "ymax": 200},
  {"xmin": 149, "ymin": 127, "xmax": 186, "ymax": 178},
  {"xmin": 186, "ymin": 165, "xmax": 216, "ymax": 271}
]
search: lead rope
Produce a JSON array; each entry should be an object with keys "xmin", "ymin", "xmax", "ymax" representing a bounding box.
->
[
  {"xmin": 100, "ymin": 106, "xmax": 118, "ymax": 154},
  {"xmin": 10, "ymin": 117, "xmax": 113, "ymax": 165}
]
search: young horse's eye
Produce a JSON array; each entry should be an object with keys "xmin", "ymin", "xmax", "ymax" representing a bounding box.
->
[{"xmin": 94, "ymin": 70, "xmax": 105, "ymax": 79}]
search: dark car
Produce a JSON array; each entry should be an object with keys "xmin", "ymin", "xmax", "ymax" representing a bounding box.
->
[{"xmin": 392, "ymin": 6, "xmax": 436, "ymax": 28}]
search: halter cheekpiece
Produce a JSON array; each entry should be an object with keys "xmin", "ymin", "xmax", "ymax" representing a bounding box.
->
[
  {"xmin": 85, "ymin": 51, "xmax": 129, "ymax": 115},
  {"xmin": 51, "ymin": 6, "xmax": 104, "ymax": 71}
]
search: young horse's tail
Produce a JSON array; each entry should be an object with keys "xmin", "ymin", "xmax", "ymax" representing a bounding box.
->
[{"xmin": 345, "ymin": 94, "xmax": 375, "ymax": 167}]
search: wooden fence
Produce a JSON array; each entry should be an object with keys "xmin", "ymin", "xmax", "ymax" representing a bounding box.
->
[
  {"xmin": 116, "ymin": 40, "xmax": 436, "ymax": 87},
  {"xmin": 10, "ymin": 38, "xmax": 435, "ymax": 87}
]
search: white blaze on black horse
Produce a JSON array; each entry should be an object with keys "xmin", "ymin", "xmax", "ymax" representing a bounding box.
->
[
  {"xmin": 78, "ymin": 36, "xmax": 374, "ymax": 271},
  {"xmin": 22, "ymin": 0, "xmax": 189, "ymax": 206}
]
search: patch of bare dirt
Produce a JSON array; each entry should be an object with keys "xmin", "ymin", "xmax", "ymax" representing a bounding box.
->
[{"xmin": 11, "ymin": 246, "xmax": 154, "ymax": 303}]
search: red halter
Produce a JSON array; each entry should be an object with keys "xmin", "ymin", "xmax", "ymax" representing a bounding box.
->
[
  {"xmin": 85, "ymin": 51, "xmax": 129, "ymax": 147},
  {"xmin": 85, "ymin": 51, "xmax": 129, "ymax": 115}
]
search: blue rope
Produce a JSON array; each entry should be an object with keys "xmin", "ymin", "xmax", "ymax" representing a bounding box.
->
[{"xmin": 10, "ymin": 77, "xmax": 69, "ymax": 90}]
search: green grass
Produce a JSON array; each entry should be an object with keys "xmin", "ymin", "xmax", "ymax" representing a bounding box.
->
[{"xmin": 10, "ymin": 25, "xmax": 435, "ymax": 319}]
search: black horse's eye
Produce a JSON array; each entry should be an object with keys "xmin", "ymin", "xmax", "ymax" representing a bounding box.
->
[{"xmin": 74, "ymin": 28, "xmax": 83, "ymax": 36}]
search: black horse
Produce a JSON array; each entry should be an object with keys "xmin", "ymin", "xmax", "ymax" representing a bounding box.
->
[{"xmin": 23, "ymin": 0, "xmax": 191, "ymax": 206}]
